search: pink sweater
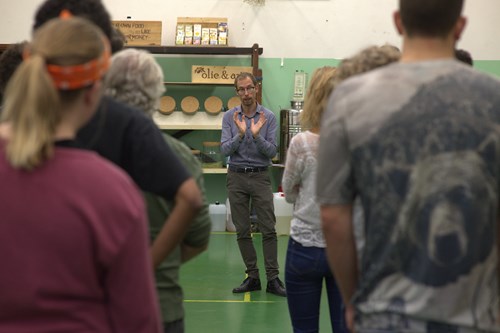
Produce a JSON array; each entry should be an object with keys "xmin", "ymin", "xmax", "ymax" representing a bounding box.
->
[{"xmin": 0, "ymin": 144, "xmax": 161, "ymax": 333}]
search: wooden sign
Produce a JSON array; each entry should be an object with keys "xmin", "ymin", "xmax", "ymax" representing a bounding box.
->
[
  {"xmin": 192, "ymin": 66, "xmax": 253, "ymax": 84},
  {"xmin": 112, "ymin": 21, "xmax": 162, "ymax": 46}
]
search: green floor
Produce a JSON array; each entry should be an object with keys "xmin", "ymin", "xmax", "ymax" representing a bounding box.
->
[{"xmin": 180, "ymin": 232, "xmax": 333, "ymax": 332}]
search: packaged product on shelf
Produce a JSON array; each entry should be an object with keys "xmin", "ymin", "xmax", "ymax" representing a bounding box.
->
[
  {"xmin": 193, "ymin": 24, "xmax": 202, "ymax": 45},
  {"xmin": 185, "ymin": 24, "xmax": 193, "ymax": 45},
  {"xmin": 201, "ymin": 28, "xmax": 210, "ymax": 45},
  {"xmin": 218, "ymin": 22, "xmax": 228, "ymax": 45},
  {"xmin": 218, "ymin": 32, "xmax": 227, "ymax": 46},
  {"xmin": 176, "ymin": 24, "xmax": 185, "ymax": 45},
  {"xmin": 209, "ymin": 28, "xmax": 218, "ymax": 45}
]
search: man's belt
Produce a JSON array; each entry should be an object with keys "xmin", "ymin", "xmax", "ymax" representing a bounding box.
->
[{"xmin": 228, "ymin": 166, "xmax": 268, "ymax": 173}]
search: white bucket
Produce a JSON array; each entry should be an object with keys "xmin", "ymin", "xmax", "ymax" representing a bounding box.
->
[
  {"xmin": 273, "ymin": 192, "xmax": 293, "ymax": 235},
  {"xmin": 209, "ymin": 201, "xmax": 227, "ymax": 232},
  {"xmin": 225, "ymin": 198, "xmax": 236, "ymax": 232}
]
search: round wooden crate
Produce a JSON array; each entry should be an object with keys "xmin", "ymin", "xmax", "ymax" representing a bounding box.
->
[
  {"xmin": 181, "ymin": 96, "xmax": 199, "ymax": 115},
  {"xmin": 204, "ymin": 96, "xmax": 223, "ymax": 115},
  {"xmin": 227, "ymin": 96, "xmax": 240, "ymax": 110},
  {"xmin": 158, "ymin": 96, "xmax": 176, "ymax": 115}
]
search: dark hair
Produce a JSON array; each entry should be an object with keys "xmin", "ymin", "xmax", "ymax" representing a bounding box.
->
[
  {"xmin": 455, "ymin": 49, "xmax": 473, "ymax": 66},
  {"xmin": 0, "ymin": 42, "xmax": 26, "ymax": 99},
  {"xmin": 234, "ymin": 72, "xmax": 257, "ymax": 88},
  {"xmin": 399, "ymin": 0, "xmax": 464, "ymax": 38},
  {"xmin": 33, "ymin": 0, "xmax": 113, "ymax": 42},
  {"xmin": 110, "ymin": 28, "xmax": 127, "ymax": 53}
]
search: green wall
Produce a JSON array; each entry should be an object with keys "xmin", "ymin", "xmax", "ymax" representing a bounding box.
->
[{"xmin": 156, "ymin": 56, "xmax": 500, "ymax": 204}]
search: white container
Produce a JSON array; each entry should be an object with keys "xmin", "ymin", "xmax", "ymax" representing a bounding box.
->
[
  {"xmin": 209, "ymin": 201, "xmax": 227, "ymax": 232},
  {"xmin": 225, "ymin": 198, "xmax": 236, "ymax": 232},
  {"xmin": 273, "ymin": 192, "xmax": 294, "ymax": 235}
]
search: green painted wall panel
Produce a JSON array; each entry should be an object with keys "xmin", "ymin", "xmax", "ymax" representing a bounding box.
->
[{"xmin": 475, "ymin": 60, "xmax": 500, "ymax": 78}]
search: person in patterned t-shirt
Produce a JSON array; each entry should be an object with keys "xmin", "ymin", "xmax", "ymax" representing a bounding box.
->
[{"xmin": 317, "ymin": 0, "xmax": 500, "ymax": 332}]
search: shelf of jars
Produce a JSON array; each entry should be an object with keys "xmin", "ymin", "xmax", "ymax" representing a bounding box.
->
[{"xmin": 163, "ymin": 81, "xmax": 233, "ymax": 86}]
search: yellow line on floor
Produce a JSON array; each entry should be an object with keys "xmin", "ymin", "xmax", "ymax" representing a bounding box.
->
[
  {"xmin": 184, "ymin": 299, "xmax": 276, "ymax": 303},
  {"xmin": 244, "ymin": 292, "xmax": 251, "ymax": 302}
]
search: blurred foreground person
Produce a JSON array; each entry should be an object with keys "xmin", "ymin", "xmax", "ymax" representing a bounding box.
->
[
  {"xmin": 0, "ymin": 17, "xmax": 161, "ymax": 333},
  {"xmin": 105, "ymin": 48, "xmax": 211, "ymax": 333},
  {"xmin": 282, "ymin": 66, "xmax": 348, "ymax": 333},
  {"xmin": 32, "ymin": 0, "xmax": 203, "ymax": 267},
  {"xmin": 318, "ymin": 0, "xmax": 500, "ymax": 331}
]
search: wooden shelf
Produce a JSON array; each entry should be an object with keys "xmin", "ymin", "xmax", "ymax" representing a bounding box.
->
[
  {"xmin": 130, "ymin": 45, "xmax": 263, "ymax": 56},
  {"xmin": 138, "ymin": 42, "xmax": 263, "ymax": 104},
  {"xmin": 163, "ymin": 81, "xmax": 233, "ymax": 86},
  {"xmin": 202, "ymin": 168, "xmax": 227, "ymax": 174},
  {"xmin": 153, "ymin": 111, "xmax": 224, "ymax": 130}
]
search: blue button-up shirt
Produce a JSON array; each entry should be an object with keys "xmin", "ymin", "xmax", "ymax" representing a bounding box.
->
[{"xmin": 220, "ymin": 104, "xmax": 277, "ymax": 168}]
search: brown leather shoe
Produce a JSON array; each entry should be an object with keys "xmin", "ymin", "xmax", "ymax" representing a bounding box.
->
[
  {"xmin": 266, "ymin": 277, "xmax": 286, "ymax": 297},
  {"xmin": 232, "ymin": 277, "xmax": 261, "ymax": 293}
]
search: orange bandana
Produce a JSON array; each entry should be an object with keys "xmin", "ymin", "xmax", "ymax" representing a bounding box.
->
[
  {"xmin": 45, "ymin": 42, "xmax": 111, "ymax": 90},
  {"xmin": 24, "ymin": 9, "xmax": 111, "ymax": 90}
]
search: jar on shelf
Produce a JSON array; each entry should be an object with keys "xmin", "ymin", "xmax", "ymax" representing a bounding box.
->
[
  {"xmin": 202, "ymin": 141, "xmax": 223, "ymax": 168},
  {"xmin": 191, "ymin": 149, "xmax": 202, "ymax": 163}
]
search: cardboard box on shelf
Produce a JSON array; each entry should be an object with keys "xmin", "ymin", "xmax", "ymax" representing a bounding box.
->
[
  {"xmin": 201, "ymin": 27, "xmax": 210, "ymax": 45},
  {"xmin": 184, "ymin": 24, "xmax": 193, "ymax": 45},
  {"xmin": 218, "ymin": 22, "xmax": 228, "ymax": 45},
  {"xmin": 176, "ymin": 17, "xmax": 228, "ymax": 46},
  {"xmin": 193, "ymin": 24, "xmax": 202, "ymax": 45},
  {"xmin": 209, "ymin": 28, "xmax": 218, "ymax": 45},
  {"xmin": 175, "ymin": 24, "xmax": 185, "ymax": 45}
]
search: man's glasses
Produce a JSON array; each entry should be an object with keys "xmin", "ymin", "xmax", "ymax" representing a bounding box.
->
[{"xmin": 236, "ymin": 86, "xmax": 256, "ymax": 95}]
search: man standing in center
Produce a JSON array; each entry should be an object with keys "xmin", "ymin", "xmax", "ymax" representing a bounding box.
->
[{"xmin": 221, "ymin": 72, "xmax": 286, "ymax": 297}]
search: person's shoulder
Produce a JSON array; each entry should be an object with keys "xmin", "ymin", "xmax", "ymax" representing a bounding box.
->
[
  {"xmin": 163, "ymin": 133, "xmax": 203, "ymax": 173},
  {"xmin": 290, "ymin": 131, "xmax": 316, "ymax": 150},
  {"xmin": 100, "ymin": 96, "xmax": 151, "ymax": 123},
  {"xmin": 163, "ymin": 134, "xmax": 193, "ymax": 159},
  {"xmin": 58, "ymin": 148, "xmax": 134, "ymax": 184},
  {"xmin": 223, "ymin": 107, "xmax": 239, "ymax": 118},
  {"xmin": 290, "ymin": 131, "xmax": 307, "ymax": 143},
  {"xmin": 463, "ymin": 65, "xmax": 500, "ymax": 86},
  {"xmin": 258, "ymin": 105, "xmax": 276, "ymax": 119}
]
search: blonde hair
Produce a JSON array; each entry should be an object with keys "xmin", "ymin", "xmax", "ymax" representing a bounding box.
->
[
  {"xmin": 104, "ymin": 48, "xmax": 165, "ymax": 116},
  {"xmin": 1, "ymin": 17, "xmax": 107, "ymax": 170},
  {"xmin": 300, "ymin": 66, "xmax": 337, "ymax": 130}
]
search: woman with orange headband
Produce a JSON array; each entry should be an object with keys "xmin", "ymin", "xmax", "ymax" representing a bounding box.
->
[{"xmin": 0, "ymin": 17, "xmax": 161, "ymax": 333}]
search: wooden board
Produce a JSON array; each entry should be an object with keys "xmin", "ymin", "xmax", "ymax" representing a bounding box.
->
[
  {"xmin": 177, "ymin": 17, "xmax": 227, "ymax": 26},
  {"xmin": 204, "ymin": 96, "xmax": 223, "ymax": 115},
  {"xmin": 192, "ymin": 65, "xmax": 253, "ymax": 84},
  {"xmin": 181, "ymin": 96, "xmax": 200, "ymax": 114},
  {"xmin": 112, "ymin": 21, "xmax": 162, "ymax": 46},
  {"xmin": 159, "ymin": 96, "xmax": 176, "ymax": 115}
]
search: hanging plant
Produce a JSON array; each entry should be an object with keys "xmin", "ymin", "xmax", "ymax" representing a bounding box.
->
[{"xmin": 243, "ymin": 0, "xmax": 265, "ymax": 6}]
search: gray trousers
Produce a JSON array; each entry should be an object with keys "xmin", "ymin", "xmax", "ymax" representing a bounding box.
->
[{"xmin": 227, "ymin": 169, "xmax": 279, "ymax": 281}]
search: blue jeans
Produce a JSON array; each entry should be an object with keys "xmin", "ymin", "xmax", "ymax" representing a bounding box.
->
[{"xmin": 285, "ymin": 238, "xmax": 347, "ymax": 333}]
